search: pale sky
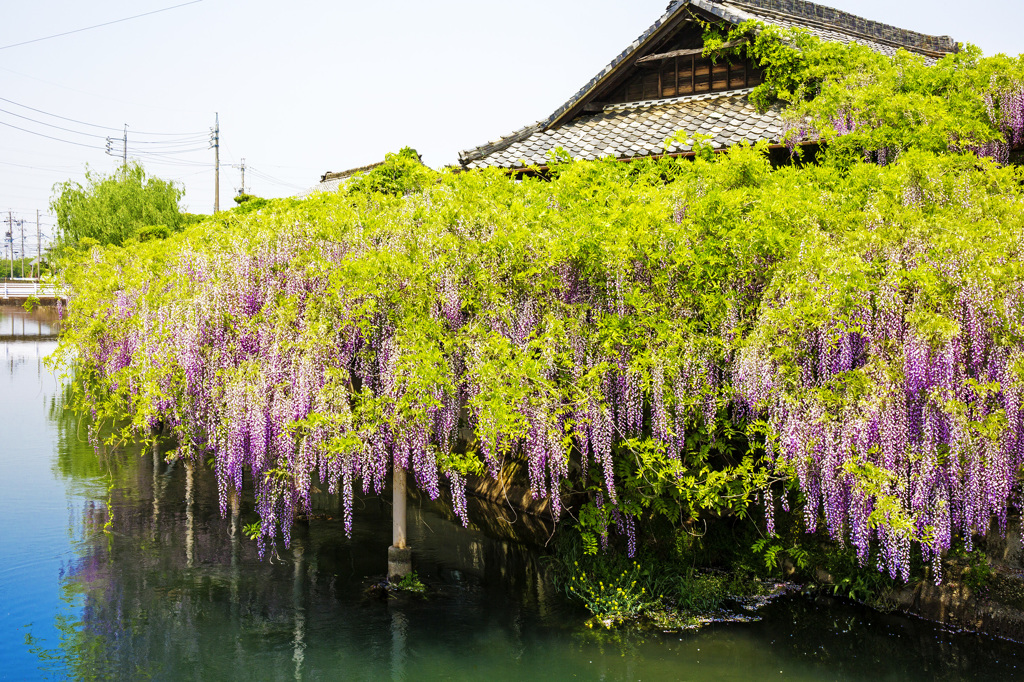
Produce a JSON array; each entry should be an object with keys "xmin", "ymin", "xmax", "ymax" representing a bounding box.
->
[{"xmin": 1, "ymin": 0, "xmax": 1020, "ymax": 252}]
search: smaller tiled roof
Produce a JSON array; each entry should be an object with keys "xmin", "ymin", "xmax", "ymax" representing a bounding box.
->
[
  {"xmin": 297, "ymin": 161, "xmax": 384, "ymax": 197},
  {"xmin": 460, "ymin": 90, "xmax": 784, "ymax": 170}
]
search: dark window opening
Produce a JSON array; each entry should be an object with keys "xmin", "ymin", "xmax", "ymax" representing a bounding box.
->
[{"xmin": 609, "ymin": 57, "xmax": 763, "ymax": 103}]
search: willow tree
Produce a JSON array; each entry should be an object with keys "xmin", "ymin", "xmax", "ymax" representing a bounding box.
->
[{"xmin": 51, "ymin": 162, "xmax": 185, "ymax": 248}]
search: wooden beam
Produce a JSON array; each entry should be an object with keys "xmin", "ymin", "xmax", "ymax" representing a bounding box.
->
[{"xmin": 636, "ymin": 39, "xmax": 746, "ymax": 64}]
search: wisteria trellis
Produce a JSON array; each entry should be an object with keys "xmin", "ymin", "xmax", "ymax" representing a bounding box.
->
[{"xmin": 57, "ymin": 92, "xmax": 1024, "ymax": 582}]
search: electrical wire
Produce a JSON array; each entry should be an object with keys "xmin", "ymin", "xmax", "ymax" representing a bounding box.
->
[
  {"xmin": 0, "ymin": 107, "xmax": 110, "ymax": 139},
  {"xmin": 0, "ymin": 159, "xmax": 80, "ymax": 173},
  {"xmin": 247, "ymin": 167, "xmax": 307, "ymax": 190},
  {"xmin": 0, "ymin": 1, "xmax": 206, "ymax": 52},
  {"xmin": 122, "ymin": 136, "xmax": 211, "ymax": 146},
  {"xmin": 117, "ymin": 146, "xmax": 212, "ymax": 155},
  {"xmin": 0, "ymin": 120, "xmax": 105, "ymax": 149},
  {"xmin": 1, "ymin": 107, "xmax": 209, "ymax": 161},
  {"xmin": 0, "ymin": 96, "xmax": 207, "ymax": 136},
  {"xmin": 128, "ymin": 155, "xmax": 212, "ymax": 169}
]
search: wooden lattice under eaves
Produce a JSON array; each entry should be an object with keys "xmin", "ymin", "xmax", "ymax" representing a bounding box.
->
[{"xmin": 609, "ymin": 53, "xmax": 764, "ymax": 103}]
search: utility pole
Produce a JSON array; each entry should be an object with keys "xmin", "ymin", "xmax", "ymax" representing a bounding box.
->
[
  {"xmin": 212, "ymin": 113, "xmax": 220, "ymax": 213},
  {"xmin": 123, "ymin": 124, "xmax": 128, "ymax": 168},
  {"xmin": 239, "ymin": 157, "xmax": 245, "ymax": 196},
  {"xmin": 20, "ymin": 217, "xmax": 25, "ymax": 278},
  {"xmin": 6, "ymin": 211, "xmax": 12, "ymax": 279},
  {"xmin": 36, "ymin": 210, "xmax": 40, "ymax": 278}
]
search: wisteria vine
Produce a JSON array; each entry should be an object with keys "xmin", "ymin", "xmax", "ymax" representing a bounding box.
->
[{"xmin": 55, "ymin": 37, "xmax": 1024, "ymax": 581}]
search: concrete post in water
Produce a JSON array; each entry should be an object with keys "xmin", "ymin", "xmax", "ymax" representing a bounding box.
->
[
  {"xmin": 388, "ymin": 465, "xmax": 412, "ymax": 581},
  {"xmin": 292, "ymin": 541, "xmax": 306, "ymax": 680},
  {"xmin": 185, "ymin": 460, "xmax": 195, "ymax": 568}
]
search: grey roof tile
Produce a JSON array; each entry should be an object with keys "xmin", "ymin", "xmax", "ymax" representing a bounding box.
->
[{"xmin": 462, "ymin": 90, "xmax": 784, "ymax": 169}]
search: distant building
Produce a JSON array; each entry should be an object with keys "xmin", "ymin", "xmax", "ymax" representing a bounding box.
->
[
  {"xmin": 298, "ymin": 161, "xmax": 385, "ymax": 197},
  {"xmin": 458, "ymin": 0, "xmax": 958, "ymax": 170}
]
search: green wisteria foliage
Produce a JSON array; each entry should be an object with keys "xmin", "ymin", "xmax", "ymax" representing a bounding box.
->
[{"xmin": 54, "ymin": 31, "xmax": 1024, "ymax": 583}]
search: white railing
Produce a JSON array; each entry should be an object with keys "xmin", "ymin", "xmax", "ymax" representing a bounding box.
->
[{"xmin": 1, "ymin": 279, "xmax": 62, "ymax": 300}]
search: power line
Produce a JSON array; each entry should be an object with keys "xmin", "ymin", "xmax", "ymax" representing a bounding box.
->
[
  {"xmin": 127, "ymin": 155, "xmax": 212, "ymax": 168},
  {"xmin": 0, "ymin": 144, "xmax": 106, "ymax": 160},
  {"xmin": 121, "ymin": 136, "xmax": 210, "ymax": 146},
  {"xmin": 0, "ymin": 1, "xmax": 206, "ymax": 51},
  {"xmin": 121, "ymin": 146, "xmax": 211, "ymax": 155},
  {"xmin": 1, "ymin": 107, "xmax": 210, "ymax": 161},
  {"xmin": 0, "ymin": 159, "xmax": 80, "ymax": 172},
  {"xmin": 0, "ymin": 97, "xmax": 206, "ymax": 136},
  {"xmin": 0, "ymin": 120, "xmax": 105, "ymax": 149},
  {"xmin": 247, "ymin": 167, "xmax": 306, "ymax": 190},
  {"xmin": 0, "ymin": 106, "xmax": 109, "ymax": 139}
]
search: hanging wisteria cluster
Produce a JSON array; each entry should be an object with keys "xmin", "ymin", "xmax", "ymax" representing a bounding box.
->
[
  {"xmin": 57, "ymin": 158, "xmax": 740, "ymax": 558},
  {"xmin": 971, "ymin": 84, "xmax": 1024, "ymax": 163},
  {"xmin": 734, "ymin": 166, "xmax": 1024, "ymax": 582},
  {"xmin": 56, "ymin": 37, "xmax": 1024, "ymax": 580}
]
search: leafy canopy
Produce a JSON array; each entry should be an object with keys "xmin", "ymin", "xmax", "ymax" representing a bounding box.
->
[
  {"xmin": 706, "ymin": 21, "xmax": 1024, "ymax": 163},
  {"xmin": 51, "ymin": 162, "xmax": 185, "ymax": 248}
]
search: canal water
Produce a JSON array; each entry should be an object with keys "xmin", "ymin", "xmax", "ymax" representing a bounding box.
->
[{"xmin": 2, "ymin": 306, "xmax": 1024, "ymax": 681}]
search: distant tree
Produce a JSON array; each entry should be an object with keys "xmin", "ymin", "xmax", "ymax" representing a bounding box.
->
[
  {"xmin": 232, "ymin": 193, "xmax": 270, "ymax": 214},
  {"xmin": 51, "ymin": 162, "xmax": 184, "ymax": 247}
]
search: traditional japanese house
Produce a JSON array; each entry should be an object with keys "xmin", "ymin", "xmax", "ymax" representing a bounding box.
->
[{"xmin": 458, "ymin": 0, "xmax": 958, "ymax": 170}]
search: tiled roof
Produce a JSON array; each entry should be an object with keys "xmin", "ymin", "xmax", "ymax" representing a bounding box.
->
[
  {"xmin": 321, "ymin": 162, "xmax": 384, "ymax": 183},
  {"xmin": 459, "ymin": 0, "xmax": 957, "ymax": 170},
  {"xmin": 715, "ymin": 1, "xmax": 956, "ymax": 56},
  {"xmin": 461, "ymin": 90, "xmax": 784, "ymax": 170},
  {"xmin": 297, "ymin": 177, "xmax": 345, "ymax": 197},
  {"xmin": 699, "ymin": 1, "xmax": 952, "ymax": 60},
  {"xmin": 297, "ymin": 161, "xmax": 384, "ymax": 197}
]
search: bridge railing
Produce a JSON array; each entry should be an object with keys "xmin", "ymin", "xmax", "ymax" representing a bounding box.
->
[{"xmin": 1, "ymin": 279, "xmax": 63, "ymax": 300}]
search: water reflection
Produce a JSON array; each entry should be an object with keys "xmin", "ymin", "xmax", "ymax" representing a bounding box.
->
[
  {"xmin": 0, "ymin": 304, "xmax": 59, "ymax": 340},
  {"xmin": 40, "ymin": 408, "xmax": 569, "ymax": 679}
]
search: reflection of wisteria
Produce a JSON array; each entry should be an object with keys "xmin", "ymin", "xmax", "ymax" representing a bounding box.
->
[{"xmin": 51, "ymin": 433, "xmax": 560, "ymax": 679}]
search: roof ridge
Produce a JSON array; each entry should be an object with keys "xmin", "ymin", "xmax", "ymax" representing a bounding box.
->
[
  {"xmin": 459, "ymin": 121, "xmax": 545, "ymax": 165},
  {"xmin": 715, "ymin": 0, "xmax": 957, "ymax": 55}
]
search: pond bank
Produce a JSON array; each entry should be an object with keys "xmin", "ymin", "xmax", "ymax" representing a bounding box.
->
[
  {"xmin": 463, "ymin": 456, "xmax": 1024, "ymax": 643},
  {"xmin": 884, "ymin": 520, "xmax": 1024, "ymax": 641}
]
